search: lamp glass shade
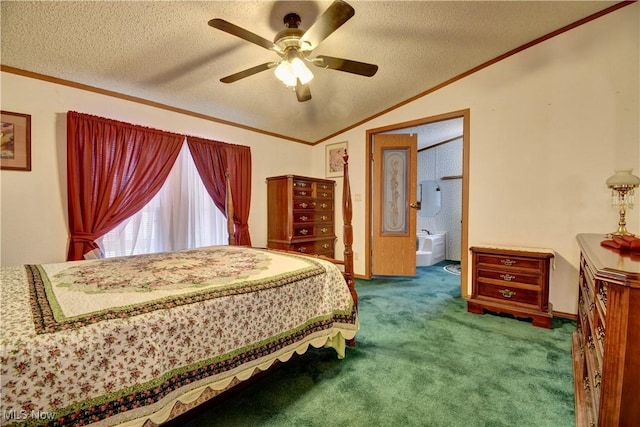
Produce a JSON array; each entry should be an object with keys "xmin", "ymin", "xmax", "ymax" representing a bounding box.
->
[
  {"xmin": 606, "ymin": 169, "xmax": 640, "ymax": 187},
  {"xmin": 274, "ymin": 58, "xmax": 314, "ymax": 87}
]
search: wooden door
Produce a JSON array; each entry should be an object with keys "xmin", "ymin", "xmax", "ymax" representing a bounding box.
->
[{"xmin": 372, "ymin": 134, "xmax": 418, "ymax": 276}]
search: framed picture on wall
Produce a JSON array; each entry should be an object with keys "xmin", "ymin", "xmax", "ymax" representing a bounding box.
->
[
  {"xmin": 326, "ymin": 141, "xmax": 347, "ymax": 178},
  {"xmin": 1, "ymin": 110, "xmax": 31, "ymax": 171}
]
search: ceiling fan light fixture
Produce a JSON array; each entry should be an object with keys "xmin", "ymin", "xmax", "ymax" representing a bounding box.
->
[{"xmin": 275, "ymin": 57, "xmax": 313, "ymax": 87}]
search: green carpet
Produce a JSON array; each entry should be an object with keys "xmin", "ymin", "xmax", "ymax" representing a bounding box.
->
[{"xmin": 181, "ymin": 262, "xmax": 576, "ymax": 426}]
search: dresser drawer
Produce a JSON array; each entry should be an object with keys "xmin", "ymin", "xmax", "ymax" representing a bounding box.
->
[
  {"xmin": 477, "ymin": 282, "xmax": 539, "ymax": 306},
  {"xmin": 290, "ymin": 240, "xmax": 334, "ymax": 255},
  {"xmin": 476, "ymin": 268, "xmax": 542, "ymax": 287},
  {"xmin": 293, "ymin": 224, "xmax": 334, "ymax": 238},
  {"xmin": 293, "ymin": 187, "xmax": 314, "ymax": 197},
  {"xmin": 476, "ymin": 253, "xmax": 544, "ymax": 271},
  {"xmin": 316, "ymin": 187, "xmax": 334, "ymax": 199},
  {"xmin": 292, "ymin": 199, "xmax": 333, "ymax": 211},
  {"xmin": 314, "ymin": 200, "xmax": 333, "ymax": 211},
  {"xmin": 292, "ymin": 179, "xmax": 314, "ymax": 190},
  {"xmin": 293, "ymin": 212, "xmax": 333, "ymax": 224},
  {"xmin": 293, "ymin": 200, "xmax": 315, "ymax": 210}
]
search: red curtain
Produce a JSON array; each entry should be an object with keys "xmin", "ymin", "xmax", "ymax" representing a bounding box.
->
[
  {"xmin": 66, "ymin": 111, "xmax": 184, "ymax": 260},
  {"xmin": 187, "ymin": 136, "xmax": 252, "ymax": 246}
]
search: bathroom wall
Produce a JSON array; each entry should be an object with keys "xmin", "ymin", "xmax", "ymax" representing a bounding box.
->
[{"xmin": 417, "ymin": 138, "xmax": 463, "ymax": 261}]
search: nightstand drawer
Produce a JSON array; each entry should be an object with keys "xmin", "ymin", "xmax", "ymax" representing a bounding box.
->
[
  {"xmin": 477, "ymin": 282, "xmax": 539, "ymax": 306},
  {"xmin": 476, "ymin": 268, "xmax": 542, "ymax": 287},
  {"xmin": 476, "ymin": 253, "xmax": 544, "ymax": 271}
]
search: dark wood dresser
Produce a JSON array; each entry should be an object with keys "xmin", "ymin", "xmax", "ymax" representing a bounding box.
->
[
  {"xmin": 266, "ymin": 175, "xmax": 336, "ymax": 257},
  {"xmin": 572, "ymin": 233, "xmax": 640, "ymax": 427},
  {"xmin": 467, "ymin": 246, "xmax": 554, "ymax": 328}
]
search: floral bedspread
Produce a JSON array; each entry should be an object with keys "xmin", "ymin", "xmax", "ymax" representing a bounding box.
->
[{"xmin": 1, "ymin": 246, "xmax": 357, "ymax": 426}]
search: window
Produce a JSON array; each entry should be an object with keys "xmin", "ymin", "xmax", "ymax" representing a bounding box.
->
[{"xmin": 99, "ymin": 143, "xmax": 229, "ymax": 258}]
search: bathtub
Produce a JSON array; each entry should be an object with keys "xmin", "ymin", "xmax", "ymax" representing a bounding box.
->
[{"xmin": 416, "ymin": 232, "xmax": 446, "ymax": 266}]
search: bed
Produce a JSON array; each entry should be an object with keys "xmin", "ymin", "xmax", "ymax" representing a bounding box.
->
[{"xmin": 0, "ymin": 153, "xmax": 357, "ymax": 426}]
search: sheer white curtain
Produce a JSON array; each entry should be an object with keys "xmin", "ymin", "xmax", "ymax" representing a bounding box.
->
[{"xmin": 98, "ymin": 142, "xmax": 229, "ymax": 258}]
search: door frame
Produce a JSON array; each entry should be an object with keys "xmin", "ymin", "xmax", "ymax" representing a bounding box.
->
[{"xmin": 364, "ymin": 109, "xmax": 470, "ymax": 297}]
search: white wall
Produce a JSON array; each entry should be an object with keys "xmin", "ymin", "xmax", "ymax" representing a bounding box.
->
[
  {"xmin": 313, "ymin": 3, "xmax": 639, "ymax": 314},
  {"xmin": 0, "ymin": 74, "xmax": 313, "ymax": 266}
]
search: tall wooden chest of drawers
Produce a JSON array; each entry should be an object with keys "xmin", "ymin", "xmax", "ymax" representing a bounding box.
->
[
  {"xmin": 572, "ymin": 234, "xmax": 640, "ymax": 427},
  {"xmin": 266, "ymin": 175, "xmax": 336, "ymax": 257},
  {"xmin": 467, "ymin": 246, "xmax": 554, "ymax": 328}
]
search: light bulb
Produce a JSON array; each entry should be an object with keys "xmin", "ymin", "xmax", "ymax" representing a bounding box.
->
[
  {"xmin": 274, "ymin": 61, "xmax": 297, "ymax": 87},
  {"xmin": 290, "ymin": 57, "xmax": 314, "ymax": 85}
]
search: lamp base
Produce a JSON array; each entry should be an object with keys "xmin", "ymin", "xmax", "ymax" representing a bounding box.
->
[{"xmin": 607, "ymin": 227, "xmax": 635, "ymax": 238}]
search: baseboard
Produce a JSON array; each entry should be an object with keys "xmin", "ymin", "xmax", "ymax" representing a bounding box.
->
[{"xmin": 552, "ymin": 310, "xmax": 577, "ymax": 321}]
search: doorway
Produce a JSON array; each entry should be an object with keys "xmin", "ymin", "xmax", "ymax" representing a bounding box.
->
[{"xmin": 365, "ymin": 109, "xmax": 470, "ymax": 297}]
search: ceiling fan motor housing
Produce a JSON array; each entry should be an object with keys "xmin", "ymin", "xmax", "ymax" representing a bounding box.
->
[{"xmin": 274, "ymin": 13, "xmax": 310, "ymax": 51}]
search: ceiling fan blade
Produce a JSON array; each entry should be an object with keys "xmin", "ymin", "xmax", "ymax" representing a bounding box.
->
[
  {"xmin": 299, "ymin": 0, "xmax": 355, "ymax": 51},
  {"xmin": 208, "ymin": 18, "xmax": 281, "ymax": 53},
  {"xmin": 220, "ymin": 62, "xmax": 275, "ymax": 83},
  {"xmin": 295, "ymin": 80, "xmax": 312, "ymax": 102},
  {"xmin": 313, "ymin": 55, "xmax": 378, "ymax": 77}
]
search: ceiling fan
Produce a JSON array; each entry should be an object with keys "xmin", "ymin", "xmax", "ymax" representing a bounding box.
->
[{"xmin": 208, "ymin": 0, "xmax": 378, "ymax": 102}]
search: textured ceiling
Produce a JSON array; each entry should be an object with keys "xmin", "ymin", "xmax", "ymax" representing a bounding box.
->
[{"xmin": 0, "ymin": 1, "xmax": 622, "ymax": 144}]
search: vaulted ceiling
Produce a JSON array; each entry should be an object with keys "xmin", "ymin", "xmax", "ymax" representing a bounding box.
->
[{"xmin": 0, "ymin": 1, "xmax": 624, "ymax": 144}]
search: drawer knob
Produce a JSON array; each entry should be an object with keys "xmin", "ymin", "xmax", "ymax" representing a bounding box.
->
[
  {"xmin": 500, "ymin": 259, "xmax": 516, "ymax": 266},
  {"xmin": 299, "ymin": 191, "xmax": 308, "ymax": 196},
  {"xmin": 321, "ymin": 192, "xmax": 328, "ymax": 197},
  {"xmin": 322, "ymin": 243, "xmax": 329, "ymax": 249},
  {"xmin": 321, "ymin": 215, "xmax": 328, "ymax": 221},
  {"xmin": 320, "ymin": 203, "xmax": 328, "ymax": 208},
  {"xmin": 299, "ymin": 202, "xmax": 309, "ymax": 208},
  {"xmin": 499, "ymin": 289, "xmax": 516, "ymax": 298},
  {"xmin": 500, "ymin": 274, "xmax": 515, "ymax": 282},
  {"xmin": 298, "ymin": 247, "xmax": 307, "ymax": 253},
  {"xmin": 299, "ymin": 215, "xmax": 308, "ymax": 221},
  {"xmin": 300, "ymin": 229, "xmax": 309, "ymax": 235},
  {"xmin": 320, "ymin": 227, "xmax": 328, "ymax": 233}
]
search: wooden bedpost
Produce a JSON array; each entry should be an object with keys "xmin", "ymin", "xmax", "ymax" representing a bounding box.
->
[
  {"xmin": 342, "ymin": 150, "xmax": 357, "ymax": 311},
  {"xmin": 225, "ymin": 170, "xmax": 236, "ymax": 245}
]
